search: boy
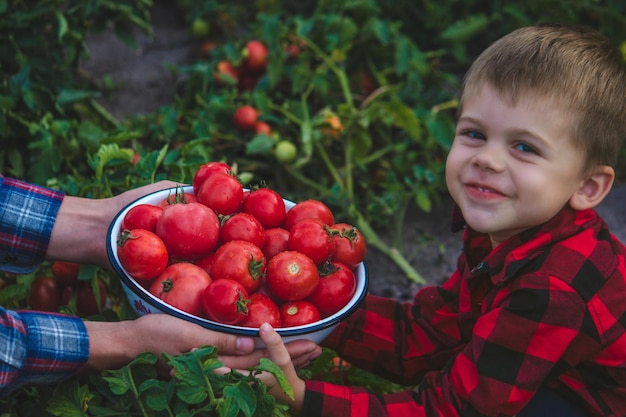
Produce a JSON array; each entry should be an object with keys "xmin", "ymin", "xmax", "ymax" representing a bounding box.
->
[{"xmin": 237, "ymin": 24, "xmax": 626, "ymax": 416}]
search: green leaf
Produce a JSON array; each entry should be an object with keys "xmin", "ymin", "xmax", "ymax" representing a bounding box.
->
[
  {"xmin": 415, "ymin": 187, "xmax": 432, "ymax": 212},
  {"xmin": 46, "ymin": 380, "xmax": 92, "ymax": 417},
  {"xmin": 254, "ymin": 358, "xmax": 294, "ymax": 400},
  {"xmin": 56, "ymin": 89, "xmax": 101, "ymax": 105},
  {"xmin": 140, "ymin": 379, "xmax": 172, "ymax": 411},
  {"xmin": 440, "ymin": 14, "xmax": 490, "ymax": 42},
  {"xmin": 246, "ymin": 134, "xmax": 275, "ymax": 155},
  {"xmin": 55, "ymin": 11, "xmax": 68, "ymax": 41},
  {"xmin": 223, "ymin": 381, "xmax": 257, "ymax": 417}
]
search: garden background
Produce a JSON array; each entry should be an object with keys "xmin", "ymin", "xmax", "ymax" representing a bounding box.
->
[{"xmin": 1, "ymin": 0, "xmax": 625, "ymax": 415}]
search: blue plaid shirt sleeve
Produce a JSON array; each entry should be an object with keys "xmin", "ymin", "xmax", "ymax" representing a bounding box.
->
[
  {"xmin": 0, "ymin": 176, "xmax": 65, "ymax": 273},
  {"xmin": 0, "ymin": 308, "xmax": 89, "ymax": 396}
]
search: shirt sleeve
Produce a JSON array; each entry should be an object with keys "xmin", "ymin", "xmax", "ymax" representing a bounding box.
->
[
  {"xmin": 0, "ymin": 176, "xmax": 65, "ymax": 273},
  {"xmin": 0, "ymin": 307, "xmax": 89, "ymax": 396}
]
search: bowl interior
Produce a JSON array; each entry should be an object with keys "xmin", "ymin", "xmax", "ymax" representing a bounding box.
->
[{"xmin": 107, "ymin": 186, "xmax": 368, "ymax": 341}]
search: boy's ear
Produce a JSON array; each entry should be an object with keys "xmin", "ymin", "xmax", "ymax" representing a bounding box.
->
[{"xmin": 569, "ymin": 165, "xmax": 615, "ymax": 210}]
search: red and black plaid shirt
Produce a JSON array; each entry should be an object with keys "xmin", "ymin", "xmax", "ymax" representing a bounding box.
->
[{"xmin": 304, "ymin": 206, "xmax": 626, "ymax": 416}]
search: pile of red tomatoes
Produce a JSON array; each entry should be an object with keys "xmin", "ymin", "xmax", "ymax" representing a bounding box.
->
[{"xmin": 116, "ymin": 162, "xmax": 366, "ymax": 328}]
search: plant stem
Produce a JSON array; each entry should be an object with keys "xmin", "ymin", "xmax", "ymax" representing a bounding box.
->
[{"xmin": 352, "ymin": 210, "xmax": 426, "ymax": 284}]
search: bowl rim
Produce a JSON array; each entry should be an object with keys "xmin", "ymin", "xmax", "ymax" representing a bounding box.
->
[{"xmin": 106, "ymin": 185, "xmax": 369, "ymax": 337}]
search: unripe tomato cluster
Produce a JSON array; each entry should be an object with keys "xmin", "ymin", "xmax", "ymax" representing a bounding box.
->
[{"xmin": 116, "ymin": 162, "xmax": 366, "ymax": 328}]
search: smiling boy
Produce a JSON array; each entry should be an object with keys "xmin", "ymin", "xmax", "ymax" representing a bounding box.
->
[{"xmin": 237, "ymin": 24, "xmax": 626, "ymax": 417}]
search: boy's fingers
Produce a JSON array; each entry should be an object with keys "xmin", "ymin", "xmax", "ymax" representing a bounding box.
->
[{"xmin": 259, "ymin": 323, "xmax": 295, "ymax": 368}]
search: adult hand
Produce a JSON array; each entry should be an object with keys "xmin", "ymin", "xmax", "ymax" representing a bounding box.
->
[
  {"xmin": 83, "ymin": 314, "xmax": 256, "ymax": 373},
  {"xmin": 47, "ymin": 180, "xmax": 181, "ymax": 269}
]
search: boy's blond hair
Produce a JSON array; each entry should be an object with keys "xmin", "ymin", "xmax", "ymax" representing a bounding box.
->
[{"xmin": 459, "ymin": 24, "xmax": 626, "ymax": 174}]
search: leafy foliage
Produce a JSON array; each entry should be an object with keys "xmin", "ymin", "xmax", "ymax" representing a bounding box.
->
[{"xmin": 1, "ymin": 0, "xmax": 625, "ymax": 414}]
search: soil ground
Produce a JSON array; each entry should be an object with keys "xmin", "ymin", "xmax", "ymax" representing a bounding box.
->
[{"xmin": 82, "ymin": 1, "xmax": 626, "ymax": 302}]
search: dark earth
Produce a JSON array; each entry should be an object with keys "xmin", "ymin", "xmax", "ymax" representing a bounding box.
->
[{"xmin": 82, "ymin": 1, "xmax": 626, "ymax": 302}]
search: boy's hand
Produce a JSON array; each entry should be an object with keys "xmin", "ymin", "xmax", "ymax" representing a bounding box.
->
[{"xmin": 218, "ymin": 323, "xmax": 314, "ymax": 416}]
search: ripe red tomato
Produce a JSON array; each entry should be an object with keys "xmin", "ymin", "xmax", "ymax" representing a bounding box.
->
[
  {"xmin": 232, "ymin": 105, "xmax": 258, "ymax": 131},
  {"xmin": 121, "ymin": 204, "xmax": 163, "ymax": 233},
  {"xmin": 51, "ymin": 260, "xmax": 80, "ymax": 287},
  {"xmin": 62, "ymin": 279, "xmax": 107, "ymax": 316},
  {"xmin": 155, "ymin": 202, "xmax": 220, "ymax": 260},
  {"xmin": 196, "ymin": 172, "xmax": 244, "ymax": 216},
  {"xmin": 157, "ymin": 189, "xmax": 197, "ymax": 208},
  {"xmin": 210, "ymin": 240, "xmax": 266, "ymax": 293},
  {"xmin": 287, "ymin": 218, "xmax": 334, "ymax": 265},
  {"xmin": 262, "ymin": 227, "xmax": 289, "ymax": 260},
  {"xmin": 239, "ymin": 292, "xmax": 281, "ymax": 328},
  {"xmin": 194, "ymin": 253, "xmax": 215, "ymax": 276},
  {"xmin": 308, "ymin": 262, "xmax": 356, "ymax": 318},
  {"xmin": 266, "ymin": 251, "xmax": 319, "ymax": 301},
  {"xmin": 214, "ymin": 60, "xmax": 239, "ymax": 85},
  {"xmin": 149, "ymin": 263, "xmax": 212, "ymax": 317},
  {"xmin": 284, "ymin": 199, "xmax": 335, "ymax": 230},
  {"xmin": 201, "ymin": 279, "xmax": 249, "ymax": 325},
  {"xmin": 253, "ymin": 121, "xmax": 272, "ymax": 135},
  {"xmin": 242, "ymin": 187, "xmax": 286, "ymax": 229},
  {"xmin": 29, "ymin": 276, "xmax": 61, "ymax": 312},
  {"xmin": 192, "ymin": 161, "xmax": 232, "ymax": 194},
  {"xmin": 329, "ymin": 223, "xmax": 366, "ymax": 269},
  {"xmin": 220, "ymin": 212, "xmax": 266, "ymax": 248},
  {"xmin": 243, "ymin": 40, "xmax": 268, "ymax": 73},
  {"xmin": 117, "ymin": 229, "xmax": 169, "ymax": 281},
  {"xmin": 280, "ymin": 300, "xmax": 321, "ymax": 327}
]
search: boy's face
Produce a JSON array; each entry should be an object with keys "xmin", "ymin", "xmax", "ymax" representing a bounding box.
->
[{"xmin": 446, "ymin": 83, "xmax": 587, "ymax": 248}]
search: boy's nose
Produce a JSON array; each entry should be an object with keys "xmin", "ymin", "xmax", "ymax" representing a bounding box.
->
[{"xmin": 471, "ymin": 143, "xmax": 505, "ymax": 172}]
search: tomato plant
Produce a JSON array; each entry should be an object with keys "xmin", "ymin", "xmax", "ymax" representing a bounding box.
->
[
  {"xmin": 51, "ymin": 260, "xmax": 80, "ymax": 287},
  {"xmin": 242, "ymin": 39, "xmax": 268, "ymax": 73},
  {"xmin": 149, "ymin": 263, "xmax": 212, "ymax": 317},
  {"xmin": 29, "ymin": 276, "xmax": 61, "ymax": 312},
  {"xmin": 232, "ymin": 105, "xmax": 259, "ymax": 131},
  {"xmin": 62, "ymin": 279, "xmax": 107, "ymax": 317},
  {"xmin": 266, "ymin": 250, "xmax": 319, "ymax": 301},
  {"xmin": 201, "ymin": 278, "xmax": 250, "ymax": 324}
]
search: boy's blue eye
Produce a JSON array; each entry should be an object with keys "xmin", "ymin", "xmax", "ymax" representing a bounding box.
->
[
  {"xmin": 514, "ymin": 143, "xmax": 537, "ymax": 153},
  {"xmin": 466, "ymin": 131, "xmax": 485, "ymax": 139}
]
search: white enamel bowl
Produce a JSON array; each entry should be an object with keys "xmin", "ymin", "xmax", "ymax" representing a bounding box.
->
[{"xmin": 106, "ymin": 185, "xmax": 368, "ymax": 347}]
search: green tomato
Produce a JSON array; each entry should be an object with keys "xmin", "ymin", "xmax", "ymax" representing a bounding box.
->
[
  {"xmin": 274, "ymin": 140, "xmax": 297, "ymax": 164},
  {"xmin": 191, "ymin": 18, "xmax": 210, "ymax": 38}
]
